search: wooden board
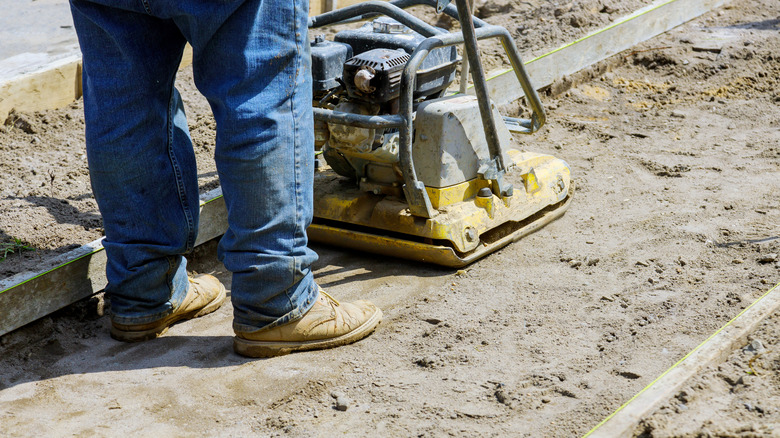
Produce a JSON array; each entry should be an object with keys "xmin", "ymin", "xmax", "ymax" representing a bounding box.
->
[
  {"xmin": 0, "ymin": 46, "xmax": 194, "ymax": 123},
  {"xmin": 585, "ymin": 283, "xmax": 780, "ymax": 437},
  {"xmin": 0, "ymin": 53, "xmax": 81, "ymax": 122}
]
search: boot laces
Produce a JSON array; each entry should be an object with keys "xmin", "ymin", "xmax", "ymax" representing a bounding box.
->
[
  {"xmin": 319, "ymin": 288, "xmax": 340, "ymax": 306},
  {"xmin": 187, "ymin": 277, "xmax": 203, "ymax": 299}
]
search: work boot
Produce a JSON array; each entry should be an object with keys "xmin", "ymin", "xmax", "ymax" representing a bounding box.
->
[
  {"xmin": 110, "ymin": 274, "xmax": 227, "ymax": 342},
  {"xmin": 233, "ymin": 289, "xmax": 382, "ymax": 358}
]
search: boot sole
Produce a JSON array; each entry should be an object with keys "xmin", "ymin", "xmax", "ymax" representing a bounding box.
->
[
  {"xmin": 110, "ymin": 284, "xmax": 227, "ymax": 343},
  {"xmin": 233, "ymin": 308, "xmax": 383, "ymax": 358}
]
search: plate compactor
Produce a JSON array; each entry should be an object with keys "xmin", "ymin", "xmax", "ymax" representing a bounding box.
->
[{"xmin": 306, "ymin": 0, "xmax": 572, "ymax": 267}]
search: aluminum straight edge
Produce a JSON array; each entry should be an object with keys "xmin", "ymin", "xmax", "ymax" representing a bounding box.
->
[
  {"xmin": 585, "ymin": 282, "xmax": 780, "ymax": 437},
  {"xmin": 479, "ymin": 0, "xmax": 728, "ymax": 104},
  {"xmin": 0, "ymin": 188, "xmax": 226, "ymax": 337}
]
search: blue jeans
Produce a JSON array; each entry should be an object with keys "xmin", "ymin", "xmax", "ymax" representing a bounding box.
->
[{"xmin": 69, "ymin": 0, "xmax": 319, "ymax": 333}]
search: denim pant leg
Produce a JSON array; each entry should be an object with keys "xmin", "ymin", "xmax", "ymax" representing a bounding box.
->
[
  {"xmin": 179, "ymin": 0, "xmax": 320, "ymax": 332},
  {"xmin": 69, "ymin": 2, "xmax": 197, "ymax": 324}
]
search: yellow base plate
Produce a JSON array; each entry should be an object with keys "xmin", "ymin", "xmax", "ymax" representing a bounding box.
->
[
  {"xmin": 311, "ymin": 150, "xmax": 572, "ymax": 267},
  {"xmin": 310, "ymin": 195, "xmax": 571, "ymax": 267}
]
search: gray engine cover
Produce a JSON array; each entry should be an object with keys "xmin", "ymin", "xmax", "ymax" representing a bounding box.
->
[{"xmin": 413, "ymin": 95, "xmax": 513, "ymax": 188}]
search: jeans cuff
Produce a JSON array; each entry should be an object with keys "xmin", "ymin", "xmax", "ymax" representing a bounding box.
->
[
  {"xmin": 109, "ymin": 269, "xmax": 191, "ymax": 325},
  {"xmin": 232, "ymin": 284, "xmax": 319, "ymax": 334}
]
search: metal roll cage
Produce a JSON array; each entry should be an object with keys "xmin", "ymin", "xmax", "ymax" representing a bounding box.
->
[{"xmin": 309, "ymin": 0, "xmax": 545, "ymax": 218}]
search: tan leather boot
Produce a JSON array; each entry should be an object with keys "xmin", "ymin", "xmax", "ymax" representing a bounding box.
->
[
  {"xmin": 233, "ymin": 289, "xmax": 382, "ymax": 357},
  {"xmin": 110, "ymin": 274, "xmax": 227, "ymax": 342}
]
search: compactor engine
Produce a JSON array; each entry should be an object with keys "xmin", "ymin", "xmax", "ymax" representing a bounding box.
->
[{"xmin": 306, "ymin": 0, "xmax": 572, "ymax": 267}]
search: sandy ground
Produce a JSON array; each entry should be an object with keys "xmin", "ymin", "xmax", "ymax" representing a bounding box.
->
[{"xmin": 1, "ymin": 0, "xmax": 779, "ymax": 436}]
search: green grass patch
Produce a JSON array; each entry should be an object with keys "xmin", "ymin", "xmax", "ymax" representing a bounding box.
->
[{"xmin": 1, "ymin": 238, "xmax": 36, "ymax": 262}]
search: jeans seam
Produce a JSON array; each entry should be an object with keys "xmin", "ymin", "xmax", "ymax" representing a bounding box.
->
[
  {"xmin": 112, "ymin": 255, "xmax": 176, "ymax": 324},
  {"xmin": 166, "ymin": 255, "xmax": 176, "ymax": 307},
  {"xmin": 233, "ymin": 284, "xmax": 318, "ymax": 333},
  {"xmin": 166, "ymin": 83, "xmax": 197, "ymax": 254},
  {"xmin": 281, "ymin": 0, "xmax": 307, "ymax": 314},
  {"xmin": 292, "ymin": 0, "xmax": 305, "ymax": 286},
  {"xmin": 139, "ymin": 0, "xmax": 152, "ymax": 15}
]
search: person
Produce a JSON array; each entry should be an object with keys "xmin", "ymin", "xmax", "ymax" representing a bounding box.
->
[{"xmin": 68, "ymin": 0, "xmax": 382, "ymax": 357}]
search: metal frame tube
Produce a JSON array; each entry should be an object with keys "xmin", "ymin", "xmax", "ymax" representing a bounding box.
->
[
  {"xmin": 389, "ymin": 0, "xmax": 489, "ymax": 28},
  {"xmin": 498, "ymin": 29, "xmax": 546, "ymax": 130},
  {"xmin": 454, "ymin": 0, "xmax": 503, "ymax": 170},
  {"xmin": 312, "ymin": 107, "xmax": 403, "ymax": 129},
  {"xmin": 308, "ymin": 0, "xmax": 489, "ymax": 30},
  {"xmin": 309, "ymin": 1, "xmax": 443, "ymax": 36}
]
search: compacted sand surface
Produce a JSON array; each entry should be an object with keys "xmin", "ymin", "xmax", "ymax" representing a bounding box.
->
[{"xmin": 1, "ymin": 1, "xmax": 779, "ymax": 436}]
